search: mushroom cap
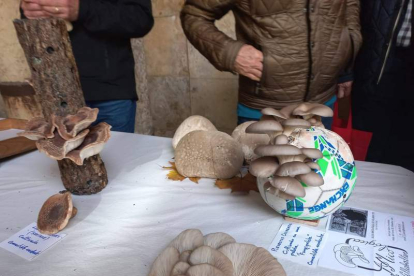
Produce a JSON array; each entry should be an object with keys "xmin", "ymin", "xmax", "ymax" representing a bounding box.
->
[
  {"xmin": 245, "ymin": 120, "xmax": 283, "ymax": 134},
  {"xmin": 254, "ymin": 145, "xmax": 302, "ymax": 157},
  {"xmin": 292, "ymin": 103, "xmax": 334, "ymax": 117},
  {"xmin": 301, "ymin": 148, "xmax": 323, "ymax": 159},
  {"xmin": 169, "ymin": 229, "xmax": 204, "ymax": 254},
  {"xmin": 280, "ymin": 104, "xmax": 300, "ymax": 118},
  {"xmin": 37, "ymin": 191, "xmax": 75, "ymax": 235},
  {"xmin": 296, "ymin": 171, "xmax": 324, "ymax": 187},
  {"xmin": 171, "ymin": 262, "xmax": 190, "ymax": 275},
  {"xmin": 186, "ymin": 264, "xmax": 226, "ymax": 276},
  {"xmin": 203, "ymin": 233, "xmax": 236, "ymax": 250},
  {"xmin": 65, "ymin": 122, "xmax": 111, "ymax": 165},
  {"xmin": 306, "ymin": 162, "xmax": 321, "ymax": 171},
  {"xmin": 172, "ymin": 115, "xmax": 217, "ymax": 149},
  {"xmin": 274, "ymin": 134, "xmax": 289, "ymax": 145},
  {"xmin": 189, "ymin": 246, "xmax": 233, "ymax": 276},
  {"xmin": 271, "ymin": 176, "xmax": 306, "ymax": 197},
  {"xmin": 148, "ymin": 246, "xmax": 180, "ymax": 276},
  {"xmin": 218, "ymin": 243, "xmax": 257, "ymax": 276},
  {"xmin": 179, "ymin": 251, "xmax": 192, "ymax": 263},
  {"xmin": 36, "ymin": 129, "xmax": 89, "ymax": 160},
  {"xmin": 17, "ymin": 117, "xmax": 55, "ymax": 140},
  {"xmin": 249, "ymin": 157, "xmax": 279, "ymax": 178},
  {"xmin": 261, "ymin": 107, "xmax": 288, "ymax": 120},
  {"xmin": 231, "ymin": 121, "xmax": 270, "ymax": 164},
  {"xmin": 53, "ymin": 107, "xmax": 99, "ymax": 140},
  {"xmin": 282, "ymin": 118, "xmax": 311, "ymax": 128},
  {"xmin": 275, "ymin": 161, "xmax": 312, "ymax": 177}
]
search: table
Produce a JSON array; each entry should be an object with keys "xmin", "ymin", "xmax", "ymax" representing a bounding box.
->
[{"xmin": 0, "ymin": 129, "xmax": 413, "ymax": 276}]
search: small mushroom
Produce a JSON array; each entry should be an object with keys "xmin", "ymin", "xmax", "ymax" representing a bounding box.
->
[
  {"xmin": 218, "ymin": 243, "xmax": 257, "ymax": 276},
  {"xmin": 270, "ymin": 176, "xmax": 306, "ymax": 197},
  {"xmin": 171, "ymin": 262, "xmax": 190, "ymax": 275},
  {"xmin": 296, "ymin": 171, "xmax": 324, "ymax": 187},
  {"xmin": 179, "ymin": 251, "xmax": 192, "ymax": 263},
  {"xmin": 17, "ymin": 117, "xmax": 55, "ymax": 140},
  {"xmin": 231, "ymin": 121, "xmax": 270, "ymax": 164},
  {"xmin": 169, "ymin": 229, "xmax": 204, "ymax": 253},
  {"xmin": 306, "ymin": 162, "xmax": 321, "ymax": 171},
  {"xmin": 245, "ymin": 120, "xmax": 283, "ymax": 143},
  {"xmin": 203, "ymin": 233, "xmax": 236, "ymax": 250},
  {"xmin": 254, "ymin": 144, "xmax": 304, "ymax": 165},
  {"xmin": 53, "ymin": 107, "xmax": 99, "ymax": 140},
  {"xmin": 281, "ymin": 118, "xmax": 311, "ymax": 136},
  {"xmin": 279, "ymin": 103, "xmax": 300, "ymax": 118},
  {"xmin": 189, "ymin": 246, "xmax": 233, "ymax": 276},
  {"xmin": 37, "ymin": 191, "xmax": 77, "ymax": 235},
  {"xmin": 36, "ymin": 129, "xmax": 89, "ymax": 160},
  {"xmin": 274, "ymin": 134, "xmax": 289, "ymax": 145},
  {"xmin": 275, "ymin": 161, "xmax": 312, "ymax": 177},
  {"xmin": 261, "ymin": 107, "xmax": 288, "ymax": 121},
  {"xmin": 249, "ymin": 157, "xmax": 279, "ymax": 178},
  {"xmin": 148, "ymin": 247, "xmax": 180, "ymax": 276},
  {"xmin": 301, "ymin": 148, "xmax": 323, "ymax": 160},
  {"xmin": 186, "ymin": 264, "xmax": 226, "ymax": 276},
  {"xmin": 65, "ymin": 122, "xmax": 111, "ymax": 165},
  {"xmin": 292, "ymin": 103, "xmax": 334, "ymax": 120},
  {"xmin": 172, "ymin": 115, "xmax": 217, "ymax": 149}
]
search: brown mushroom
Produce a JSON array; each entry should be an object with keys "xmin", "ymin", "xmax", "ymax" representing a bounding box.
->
[
  {"xmin": 275, "ymin": 161, "xmax": 312, "ymax": 177},
  {"xmin": 53, "ymin": 107, "xmax": 99, "ymax": 140},
  {"xmin": 65, "ymin": 122, "xmax": 112, "ymax": 165},
  {"xmin": 249, "ymin": 157, "xmax": 279, "ymax": 178},
  {"xmin": 274, "ymin": 134, "xmax": 289, "ymax": 145},
  {"xmin": 36, "ymin": 129, "xmax": 89, "ymax": 160},
  {"xmin": 292, "ymin": 103, "xmax": 334, "ymax": 120},
  {"xmin": 245, "ymin": 120, "xmax": 283, "ymax": 143},
  {"xmin": 261, "ymin": 107, "xmax": 288, "ymax": 121},
  {"xmin": 270, "ymin": 176, "xmax": 306, "ymax": 197},
  {"xmin": 281, "ymin": 118, "xmax": 311, "ymax": 136},
  {"xmin": 172, "ymin": 115, "xmax": 217, "ymax": 149},
  {"xmin": 17, "ymin": 117, "xmax": 55, "ymax": 140},
  {"xmin": 37, "ymin": 191, "xmax": 77, "ymax": 235},
  {"xmin": 296, "ymin": 171, "xmax": 324, "ymax": 187},
  {"xmin": 279, "ymin": 103, "xmax": 300, "ymax": 118}
]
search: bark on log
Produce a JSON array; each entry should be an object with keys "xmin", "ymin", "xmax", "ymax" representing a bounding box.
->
[{"xmin": 14, "ymin": 18, "xmax": 108, "ymax": 195}]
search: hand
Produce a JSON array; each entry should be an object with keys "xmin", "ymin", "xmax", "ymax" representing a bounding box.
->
[
  {"xmin": 21, "ymin": 0, "xmax": 50, "ymax": 19},
  {"xmin": 234, "ymin": 45, "xmax": 263, "ymax": 81},
  {"xmin": 23, "ymin": 0, "xmax": 80, "ymax": 22},
  {"xmin": 337, "ymin": 81, "xmax": 353, "ymax": 98}
]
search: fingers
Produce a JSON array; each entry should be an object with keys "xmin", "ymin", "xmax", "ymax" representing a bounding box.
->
[
  {"xmin": 344, "ymin": 86, "xmax": 352, "ymax": 97},
  {"xmin": 337, "ymin": 85, "xmax": 345, "ymax": 99},
  {"xmin": 23, "ymin": 10, "xmax": 50, "ymax": 18},
  {"xmin": 21, "ymin": 1, "xmax": 43, "ymax": 11},
  {"xmin": 42, "ymin": 5, "xmax": 68, "ymax": 15},
  {"xmin": 38, "ymin": 0, "xmax": 68, "ymax": 6}
]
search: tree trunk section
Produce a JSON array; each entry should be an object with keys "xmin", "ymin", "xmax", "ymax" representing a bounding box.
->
[{"xmin": 14, "ymin": 18, "xmax": 108, "ymax": 195}]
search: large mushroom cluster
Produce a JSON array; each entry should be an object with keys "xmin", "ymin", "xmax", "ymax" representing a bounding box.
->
[
  {"xmin": 244, "ymin": 103, "xmax": 333, "ymax": 200},
  {"xmin": 18, "ymin": 107, "xmax": 111, "ymax": 166},
  {"xmin": 148, "ymin": 229, "xmax": 286, "ymax": 276}
]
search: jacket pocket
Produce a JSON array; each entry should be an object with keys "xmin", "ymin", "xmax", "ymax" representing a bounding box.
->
[{"xmin": 250, "ymin": 0, "xmax": 293, "ymax": 16}]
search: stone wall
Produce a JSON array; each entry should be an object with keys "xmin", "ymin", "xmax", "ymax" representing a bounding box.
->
[{"xmin": 138, "ymin": 0, "xmax": 239, "ymax": 137}]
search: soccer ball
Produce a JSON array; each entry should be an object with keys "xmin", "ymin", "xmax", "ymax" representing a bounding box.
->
[{"xmin": 257, "ymin": 127, "xmax": 357, "ymax": 220}]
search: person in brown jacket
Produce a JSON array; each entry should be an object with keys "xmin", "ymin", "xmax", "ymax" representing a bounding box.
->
[{"xmin": 181, "ymin": 0, "xmax": 362, "ymax": 127}]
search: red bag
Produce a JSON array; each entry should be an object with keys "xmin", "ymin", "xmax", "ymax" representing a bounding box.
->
[{"xmin": 332, "ymin": 101, "xmax": 373, "ymax": 161}]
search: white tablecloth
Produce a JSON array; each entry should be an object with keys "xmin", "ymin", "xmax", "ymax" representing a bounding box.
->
[{"xmin": 0, "ymin": 130, "xmax": 413, "ymax": 276}]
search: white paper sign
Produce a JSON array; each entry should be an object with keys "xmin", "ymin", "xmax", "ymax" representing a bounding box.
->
[
  {"xmin": 268, "ymin": 222, "xmax": 328, "ymax": 267},
  {"xmin": 319, "ymin": 207, "xmax": 414, "ymax": 276},
  {"xmin": 0, "ymin": 222, "xmax": 66, "ymax": 261}
]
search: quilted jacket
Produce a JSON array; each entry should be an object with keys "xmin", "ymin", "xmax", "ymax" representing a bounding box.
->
[{"xmin": 181, "ymin": 0, "xmax": 362, "ymax": 109}]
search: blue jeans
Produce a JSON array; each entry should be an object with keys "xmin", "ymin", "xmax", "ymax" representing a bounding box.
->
[{"xmin": 86, "ymin": 100, "xmax": 136, "ymax": 133}]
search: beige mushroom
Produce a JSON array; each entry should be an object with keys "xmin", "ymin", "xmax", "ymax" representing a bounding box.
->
[
  {"xmin": 270, "ymin": 176, "xmax": 306, "ymax": 197},
  {"xmin": 189, "ymin": 246, "xmax": 233, "ymax": 276},
  {"xmin": 169, "ymin": 229, "xmax": 204, "ymax": 254},
  {"xmin": 36, "ymin": 129, "xmax": 89, "ymax": 160},
  {"xmin": 186, "ymin": 264, "xmax": 226, "ymax": 276},
  {"xmin": 172, "ymin": 115, "xmax": 217, "ymax": 149},
  {"xmin": 37, "ymin": 191, "xmax": 77, "ymax": 235},
  {"xmin": 175, "ymin": 131, "xmax": 244, "ymax": 179},
  {"xmin": 249, "ymin": 157, "xmax": 279, "ymax": 178},
  {"xmin": 171, "ymin": 262, "xmax": 190, "ymax": 276},
  {"xmin": 203, "ymin": 233, "xmax": 236, "ymax": 250},
  {"xmin": 148, "ymin": 247, "xmax": 180, "ymax": 276},
  {"xmin": 179, "ymin": 251, "xmax": 192, "ymax": 263},
  {"xmin": 274, "ymin": 134, "xmax": 289, "ymax": 145},
  {"xmin": 65, "ymin": 122, "xmax": 112, "ymax": 165},
  {"xmin": 231, "ymin": 121, "xmax": 270, "ymax": 164},
  {"xmin": 17, "ymin": 117, "xmax": 55, "ymax": 140},
  {"xmin": 275, "ymin": 161, "xmax": 312, "ymax": 177},
  {"xmin": 218, "ymin": 243, "xmax": 257, "ymax": 276},
  {"xmin": 52, "ymin": 107, "xmax": 99, "ymax": 140},
  {"xmin": 245, "ymin": 120, "xmax": 283, "ymax": 143}
]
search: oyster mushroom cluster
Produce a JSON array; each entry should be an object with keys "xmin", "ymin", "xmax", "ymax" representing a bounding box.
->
[
  {"xmin": 149, "ymin": 229, "xmax": 286, "ymax": 276},
  {"xmin": 173, "ymin": 116, "xmax": 244, "ymax": 179},
  {"xmin": 242, "ymin": 103, "xmax": 333, "ymax": 200},
  {"xmin": 18, "ymin": 107, "xmax": 111, "ymax": 165}
]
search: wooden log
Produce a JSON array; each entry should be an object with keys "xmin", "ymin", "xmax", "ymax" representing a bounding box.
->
[{"xmin": 13, "ymin": 18, "xmax": 108, "ymax": 195}]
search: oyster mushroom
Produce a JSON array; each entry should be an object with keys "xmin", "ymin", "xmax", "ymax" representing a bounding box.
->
[
  {"xmin": 275, "ymin": 161, "xmax": 312, "ymax": 177},
  {"xmin": 36, "ymin": 129, "xmax": 89, "ymax": 160},
  {"xmin": 295, "ymin": 171, "xmax": 324, "ymax": 187},
  {"xmin": 249, "ymin": 157, "xmax": 279, "ymax": 178},
  {"xmin": 17, "ymin": 117, "xmax": 55, "ymax": 140},
  {"xmin": 186, "ymin": 264, "xmax": 226, "ymax": 276},
  {"xmin": 148, "ymin": 247, "xmax": 180, "ymax": 276},
  {"xmin": 189, "ymin": 246, "xmax": 233, "ymax": 276},
  {"xmin": 65, "ymin": 122, "xmax": 112, "ymax": 165},
  {"xmin": 179, "ymin": 251, "xmax": 192, "ymax": 262},
  {"xmin": 292, "ymin": 103, "xmax": 333, "ymax": 126},
  {"xmin": 279, "ymin": 103, "xmax": 300, "ymax": 118},
  {"xmin": 172, "ymin": 115, "xmax": 216, "ymax": 149},
  {"xmin": 171, "ymin": 262, "xmax": 190, "ymax": 275},
  {"xmin": 53, "ymin": 107, "xmax": 99, "ymax": 140},
  {"xmin": 281, "ymin": 118, "xmax": 311, "ymax": 136},
  {"xmin": 245, "ymin": 120, "xmax": 283, "ymax": 144},
  {"xmin": 37, "ymin": 191, "xmax": 77, "ymax": 235},
  {"xmin": 203, "ymin": 233, "xmax": 236, "ymax": 250},
  {"xmin": 231, "ymin": 121, "xmax": 270, "ymax": 164},
  {"xmin": 169, "ymin": 229, "xmax": 204, "ymax": 253},
  {"xmin": 261, "ymin": 107, "xmax": 288, "ymax": 122}
]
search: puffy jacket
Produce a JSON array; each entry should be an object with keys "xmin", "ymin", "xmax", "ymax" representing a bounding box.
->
[{"xmin": 181, "ymin": 0, "xmax": 362, "ymax": 109}]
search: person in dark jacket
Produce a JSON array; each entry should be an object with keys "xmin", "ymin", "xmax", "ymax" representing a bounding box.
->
[
  {"xmin": 21, "ymin": 0, "xmax": 154, "ymax": 133},
  {"xmin": 352, "ymin": 0, "xmax": 413, "ymax": 171}
]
